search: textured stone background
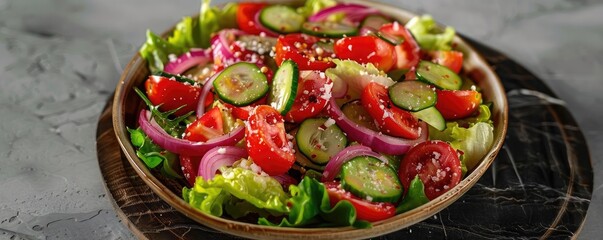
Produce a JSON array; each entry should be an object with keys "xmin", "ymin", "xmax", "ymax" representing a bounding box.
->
[{"xmin": 0, "ymin": 0, "xmax": 601, "ymax": 239}]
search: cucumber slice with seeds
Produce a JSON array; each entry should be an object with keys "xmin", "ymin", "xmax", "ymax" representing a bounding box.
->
[
  {"xmin": 213, "ymin": 62, "xmax": 269, "ymax": 106},
  {"xmin": 296, "ymin": 118, "xmax": 348, "ymax": 165},
  {"xmin": 360, "ymin": 14, "xmax": 392, "ymax": 30},
  {"xmin": 259, "ymin": 5, "xmax": 304, "ymax": 34},
  {"xmin": 301, "ymin": 21, "xmax": 358, "ymax": 38},
  {"xmin": 268, "ymin": 60, "xmax": 298, "ymax": 114},
  {"xmin": 389, "ymin": 81, "xmax": 437, "ymax": 112},
  {"xmin": 416, "ymin": 60, "xmax": 462, "ymax": 90},
  {"xmin": 341, "ymin": 156, "xmax": 403, "ymax": 203}
]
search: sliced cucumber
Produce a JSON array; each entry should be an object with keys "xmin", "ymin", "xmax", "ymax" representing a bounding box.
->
[
  {"xmin": 360, "ymin": 14, "xmax": 392, "ymax": 30},
  {"xmin": 341, "ymin": 100, "xmax": 379, "ymax": 131},
  {"xmin": 416, "ymin": 60, "xmax": 462, "ymax": 90},
  {"xmin": 259, "ymin": 5, "xmax": 304, "ymax": 34},
  {"xmin": 411, "ymin": 106, "xmax": 445, "ymax": 131},
  {"xmin": 268, "ymin": 60, "xmax": 298, "ymax": 114},
  {"xmin": 341, "ymin": 156, "xmax": 402, "ymax": 203},
  {"xmin": 376, "ymin": 31, "xmax": 404, "ymax": 45},
  {"xmin": 301, "ymin": 21, "xmax": 358, "ymax": 38},
  {"xmin": 389, "ymin": 81, "xmax": 437, "ymax": 112},
  {"xmin": 387, "ymin": 69, "xmax": 409, "ymax": 82},
  {"xmin": 213, "ymin": 62, "xmax": 269, "ymax": 106},
  {"xmin": 296, "ymin": 118, "xmax": 348, "ymax": 165}
]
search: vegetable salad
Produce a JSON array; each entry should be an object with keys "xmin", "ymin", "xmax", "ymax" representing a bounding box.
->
[{"xmin": 130, "ymin": 0, "xmax": 495, "ymax": 228}]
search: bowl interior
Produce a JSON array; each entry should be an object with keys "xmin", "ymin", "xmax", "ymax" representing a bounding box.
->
[{"xmin": 111, "ymin": 1, "xmax": 508, "ymax": 239}]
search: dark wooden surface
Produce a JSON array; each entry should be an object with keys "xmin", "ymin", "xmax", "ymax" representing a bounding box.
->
[{"xmin": 96, "ymin": 39, "xmax": 593, "ymax": 239}]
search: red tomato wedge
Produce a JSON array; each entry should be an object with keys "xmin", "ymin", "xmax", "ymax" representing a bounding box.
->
[
  {"xmin": 435, "ymin": 90, "xmax": 482, "ymax": 120},
  {"xmin": 323, "ymin": 181, "xmax": 396, "ymax": 222},
  {"xmin": 236, "ymin": 3, "xmax": 267, "ymax": 35},
  {"xmin": 398, "ymin": 141, "xmax": 462, "ymax": 200},
  {"xmin": 360, "ymin": 82, "xmax": 421, "ymax": 139},
  {"xmin": 333, "ymin": 35, "xmax": 395, "ymax": 72},
  {"xmin": 379, "ymin": 22, "xmax": 420, "ymax": 70},
  {"xmin": 284, "ymin": 71, "xmax": 332, "ymax": 123},
  {"xmin": 180, "ymin": 155, "xmax": 200, "ymax": 187},
  {"xmin": 183, "ymin": 107, "xmax": 224, "ymax": 142},
  {"xmin": 145, "ymin": 75, "xmax": 206, "ymax": 116},
  {"xmin": 275, "ymin": 34, "xmax": 335, "ymax": 71},
  {"xmin": 246, "ymin": 105, "xmax": 295, "ymax": 175},
  {"xmin": 432, "ymin": 51, "xmax": 463, "ymax": 73}
]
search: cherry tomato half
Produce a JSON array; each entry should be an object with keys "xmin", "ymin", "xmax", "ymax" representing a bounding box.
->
[
  {"xmin": 398, "ymin": 140, "xmax": 462, "ymax": 200},
  {"xmin": 284, "ymin": 71, "xmax": 332, "ymax": 123},
  {"xmin": 275, "ymin": 34, "xmax": 335, "ymax": 71},
  {"xmin": 145, "ymin": 75, "xmax": 206, "ymax": 116},
  {"xmin": 334, "ymin": 35, "xmax": 395, "ymax": 72},
  {"xmin": 323, "ymin": 181, "xmax": 396, "ymax": 222},
  {"xmin": 435, "ymin": 90, "xmax": 481, "ymax": 120},
  {"xmin": 246, "ymin": 105, "xmax": 295, "ymax": 175},
  {"xmin": 236, "ymin": 3, "xmax": 267, "ymax": 35},
  {"xmin": 432, "ymin": 51, "xmax": 463, "ymax": 73},
  {"xmin": 180, "ymin": 155, "xmax": 200, "ymax": 186},
  {"xmin": 379, "ymin": 22, "xmax": 420, "ymax": 70},
  {"xmin": 183, "ymin": 107, "xmax": 224, "ymax": 142},
  {"xmin": 360, "ymin": 82, "xmax": 421, "ymax": 139}
]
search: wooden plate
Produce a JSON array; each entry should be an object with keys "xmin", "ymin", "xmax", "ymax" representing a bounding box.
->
[{"xmin": 97, "ymin": 1, "xmax": 594, "ymax": 239}]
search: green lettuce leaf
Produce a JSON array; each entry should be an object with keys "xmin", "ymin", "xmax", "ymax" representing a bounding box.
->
[
  {"xmin": 405, "ymin": 15, "xmax": 455, "ymax": 51},
  {"xmin": 297, "ymin": 0, "xmax": 337, "ymax": 17},
  {"xmin": 396, "ymin": 175, "xmax": 429, "ymax": 213},
  {"xmin": 183, "ymin": 167, "xmax": 289, "ymax": 218},
  {"xmin": 168, "ymin": 16, "xmax": 201, "ymax": 50},
  {"xmin": 139, "ymin": 30, "xmax": 184, "ymax": 72},
  {"xmin": 128, "ymin": 127, "xmax": 181, "ymax": 178},
  {"xmin": 325, "ymin": 59, "xmax": 395, "ymax": 100},
  {"xmin": 259, "ymin": 177, "xmax": 367, "ymax": 228}
]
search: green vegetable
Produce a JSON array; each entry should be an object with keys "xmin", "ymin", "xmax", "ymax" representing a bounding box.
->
[
  {"xmin": 259, "ymin": 177, "xmax": 369, "ymax": 228},
  {"xmin": 405, "ymin": 15, "xmax": 455, "ymax": 51},
  {"xmin": 128, "ymin": 127, "xmax": 181, "ymax": 178},
  {"xmin": 396, "ymin": 175, "xmax": 429, "ymax": 214},
  {"xmin": 139, "ymin": 0, "xmax": 238, "ymax": 71},
  {"xmin": 134, "ymin": 87, "xmax": 192, "ymax": 137},
  {"xmin": 183, "ymin": 167, "xmax": 289, "ymax": 218},
  {"xmin": 297, "ymin": 0, "xmax": 337, "ymax": 17},
  {"xmin": 325, "ymin": 59, "xmax": 395, "ymax": 100},
  {"xmin": 430, "ymin": 105, "xmax": 494, "ymax": 171}
]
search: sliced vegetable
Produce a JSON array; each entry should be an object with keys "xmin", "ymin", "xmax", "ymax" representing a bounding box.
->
[
  {"xmin": 360, "ymin": 14, "xmax": 391, "ymax": 31},
  {"xmin": 411, "ymin": 107, "xmax": 446, "ymax": 131},
  {"xmin": 379, "ymin": 22, "xmax": 420, "ymax": 70},
  {"xmin": 398, "ymin": 140, "xmax": 462, "ymax": 200},
  {"xmin": 301, "ymin": 21, "xmax": 358, "ymax": 38},
  {"xmin": 322, "ymin": 145, "xmax": 390, "ymax": 182},
  {"xmin": 388, "ymin": 81, "xmax": 437, "ymax": 112},
  {"xmin": 324, "ymin": 181, "xmax": 396, "ymax": 222},
  {"xmin": 213, "ymin": 62, "xmax": 269, "ymax": 106},
  {"xmin": 416, "ymin": 60, "xmax": 462, "ymax": 90},
  {"xmin": 236, "ymin": 2, "xmax": 267, "ymax": 35},
  {"xmin": 361, "ymin": 82, "xmax": 422, "ymax": 139},
  {"xmin": 325, "ymin": 59, "xmax": 395, "ymax": 101},
  {"xmin": 341, "ymin": 100, "xmax": 378, "ymax": 131},
  {"xmin": 197, "ymin": 146, "xmax": 247, "ymax": 180},
  {"xmin": 334, "ymin": 35, "xmax": 395, "ymax": 72},
  {"xmin": 260, "ymin": 5, "xmax": 305, "ymax": 34},
  {"xmin": 432, "ymin": 50, "xmax": 464, "ymax": 73},
  {"xmin": 246, "ymin": 105, "xmax": 295, "ymax": 175},
  {"xmin": 297, "ymin": 118, "xmax": 348, "ymax": 165},
  {"xmin": 268, "ymin": 60, "xmax": 299, "ymax": 114},
  {"xmin": 435, "ymin": 89, "xmax": 481, "ymax": 120},
  {"xmin": 325, "ymin": 98, "xmax": 428, "ymax": 155},
  {"xmin": 145, "ymin": 75, "xmax": 200, "ymax": 117},
  {"xmin": 275, "ymin": 33, "xmax": 335, "ymax": 71},
  {"xmin": 164, "ymin": 48, "xmax": 212, "ymax": 75},
  {"xmin": 308, "ymin": 3, "xmax": 380, "ymax": 23},
  {"xmin": 284, "ymin": 70, "xmax": 332, "ymax": 123},
  {"xmin": 296, "ymin": 0, "xmax": 337, "ymax": 17},
  {"xmin": 340, "ymin": 156, "xmax": 403, "ymax": 202},
  {"xmin": 184, "ymin": 107, "xmax": 224, "ymax": 142}
]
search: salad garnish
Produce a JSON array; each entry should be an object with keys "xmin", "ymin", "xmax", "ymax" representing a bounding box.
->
[{"xmin": 130, "ymin": 0, "xmax": 496, "ymax": 228}]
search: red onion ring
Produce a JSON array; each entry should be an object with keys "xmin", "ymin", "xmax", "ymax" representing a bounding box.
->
[
  {"xmin": 211, "ymin": 29, "xmax": 246, "ymax": 66},
  {"xmin": 196, "ymin": 70, "xmax": 221, "ymax": 118},
  {"xmin": 325, "ymin": 98, "xmax": 428, "ymax": 155},
  {"xmin": 197, "ymin": 146, "xmax": 248, "ymax": 180},
  {"xmin": 164, "ymin": 48, "xmax": 212, "ymax": 75},
  {"xmin": 308, "ymin": 3, "xmax": 380, "ymax": 23},
  {"xmin": 321, "ymin": 145, "xmax": 389, "ymax": 182},
  {"xmin": 272, "ymin": 174, "xmax": 299, "ymax": 189},
  {"xmin": 138, "ymin": 110, "xmax": 244, "ymax": 156}
]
